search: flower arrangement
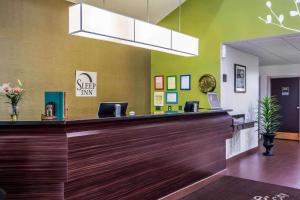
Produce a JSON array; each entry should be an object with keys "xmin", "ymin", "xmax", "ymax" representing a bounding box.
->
[{"xmin": 0, "ymin": 80, "xmax": 25, "ymax": 121}]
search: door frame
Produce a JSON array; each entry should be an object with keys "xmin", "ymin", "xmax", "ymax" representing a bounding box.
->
[{"xmin": 267, "ymin": 75, "xmax": 300, "ymax": 142}]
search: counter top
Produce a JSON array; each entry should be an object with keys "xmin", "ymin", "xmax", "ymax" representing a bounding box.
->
[
  {"xmin": 232, "ymin": 120, "xmax": 257, "ymax": 132},
  {"xmin": 0, "ymin": 109, "xmax": 232, "ymax": 126}
]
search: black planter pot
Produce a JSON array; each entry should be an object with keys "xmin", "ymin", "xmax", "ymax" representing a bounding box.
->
[{"xmin": 261, "ymin": 133, "xmax": 276, "ymax": 156}]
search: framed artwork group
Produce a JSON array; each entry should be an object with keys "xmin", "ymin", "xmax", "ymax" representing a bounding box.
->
[
  {"xmin": 153, "ymin": 63, "xmax": 247, "ymax": 109},
  {"xmin": 154, "ymin": 75, "xmax": 191, "ymax": 91},
  {"xmin": 153, "ymin": 74, "xmax": 191, "ymax": 106}
]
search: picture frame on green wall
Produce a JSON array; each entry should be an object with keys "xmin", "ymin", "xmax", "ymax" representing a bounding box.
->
[
  {"xmin": 166, "ymin": 92, "xmax": 178, "ymax": 104},
  {"xmin": 154, "ymin": 75, "xmax": 164, "ymax": 90},
  {"xmin": 180, "ymin": 74, "xmax": 191, "ymax": 90},
  {"xmin": 167, "ymin": 75, "xmax": 177, "ymax": 90},
  {"xmin": 154, "ymin": 92, "xmax": 164, "ymax": 106}
]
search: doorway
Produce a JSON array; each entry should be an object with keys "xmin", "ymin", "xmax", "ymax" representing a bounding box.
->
[
  {"xmin": 271, "ymin": 77, "xmax": 299, "ymax": 141},
  {"xmin": 223, "ymin": 33, "xmax": 300, "ymax": 142}
]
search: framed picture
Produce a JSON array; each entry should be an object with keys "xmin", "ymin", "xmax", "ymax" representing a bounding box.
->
[
  {"xmin": 166, "ymin": 92, "xmax": 178, "ymax": 104},
  {"xmin": 154, "ymin": 92, "xmax": 164, "ymax": 106},
  {"xmin": 180, "ymin": 75, "xmax": 191, "ymax": 90},
  {"xmin": 154, "ymin": 75, "xmax": 164, "ymax": 90},
  {"xmin": 234, "ymin": 64, "xmax": 246, "ymax": 93},
  {"xmin": 167, "ymin": 75, "xmax": 177, "ymax": 90}
]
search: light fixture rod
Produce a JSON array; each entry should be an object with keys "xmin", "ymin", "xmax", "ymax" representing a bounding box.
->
[
  {"xmin": 147, "ymin": 0, "xmax": 150, "ymax": 22},
  {"xmin": 178, "ymin": 0, "xmax": 181, "ymax": 32}
]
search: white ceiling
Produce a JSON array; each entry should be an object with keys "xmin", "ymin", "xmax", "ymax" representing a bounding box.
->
[
  {"xmin": 226, "ymin": 34, "xmax": 300, "ymax": 66},
  {"xmin": 66, "ymin": 0, "xmax": 186, "ymax": 24}
]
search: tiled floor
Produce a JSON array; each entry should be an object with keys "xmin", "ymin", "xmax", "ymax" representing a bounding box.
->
[{"xmin": 226, "ymin": 139, "xmax": 300, "ymax": 189}]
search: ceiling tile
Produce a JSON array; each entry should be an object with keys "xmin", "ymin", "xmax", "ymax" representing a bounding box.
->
[
  {"xmin": 227, "ymin": 33, "xmax": 300, "ymax": 66},
  {"xmin": 249, "ymin": 38, "xmax": 298, "ymax": 56},
  {"xmin": 283, "ymin": 35, "xmax": 300, "ymax": 50}
]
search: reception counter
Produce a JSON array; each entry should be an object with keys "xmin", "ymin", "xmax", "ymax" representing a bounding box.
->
[{"xmin": 0, "ymin": 110, "xmax": 233, "ymax": 200}]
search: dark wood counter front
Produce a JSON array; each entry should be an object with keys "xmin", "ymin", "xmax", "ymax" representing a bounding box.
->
[
  {"xmin": 0, "ymin": 110, "xmax": 232, "ymax": 200},
  {"xmin": 0, "ymin": 124, "xmax": 67, "ymax": 200}
]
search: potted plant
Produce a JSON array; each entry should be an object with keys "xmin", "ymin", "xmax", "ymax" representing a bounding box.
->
[
  {"xmin": 0, "ymin": 80, "xmax": 25, "ymax": 121},
  {"xmin": 259, "ymin": 96, "xmax": 281, "ymax": 156}
]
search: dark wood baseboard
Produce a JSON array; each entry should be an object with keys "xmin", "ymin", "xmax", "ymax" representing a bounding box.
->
[
  {"xmin": 227, "ymin": 146, "xmax": 259, "ymax": 164},
  {"xmin": 159, "ymin": 169, "xmax": 227, "ymax": 200}
]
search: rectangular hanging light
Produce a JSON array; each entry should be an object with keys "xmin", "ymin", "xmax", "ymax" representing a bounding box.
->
[
  {"xmin": 172, "ymin": 31, "xmax": 199, "ymax": 56},
  {"xmin": 69, "ymin": 3, "xmax": 199, "ymax": 57},
  {"xmin": 135, "ymin": 19, "xmax": 171, "ymax": 49}
]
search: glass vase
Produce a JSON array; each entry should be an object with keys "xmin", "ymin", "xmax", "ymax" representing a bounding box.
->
[{"xmin": 10, "ymin": 105, "xmax": 19, "ymax": 121}]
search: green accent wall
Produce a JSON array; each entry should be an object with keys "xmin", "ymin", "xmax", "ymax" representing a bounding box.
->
[{"xmin": 151, "ymin": 0, "xmax": 296, "ymax": 112}]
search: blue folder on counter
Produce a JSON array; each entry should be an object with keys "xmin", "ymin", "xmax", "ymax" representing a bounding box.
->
[{"xmin": 45, "ymin": 91, "xmax": 65, "ymax": 120}]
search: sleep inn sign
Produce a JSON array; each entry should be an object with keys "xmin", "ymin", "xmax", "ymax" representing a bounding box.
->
[{"xmin": 76, "ymin": 70, "xmax": 97, "ymax": 97}]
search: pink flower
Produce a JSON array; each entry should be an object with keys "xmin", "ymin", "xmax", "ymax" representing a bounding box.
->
[
  {"xmin": 0, "ymin": 83, "xmax": 11, "ymax": 94},
  {"xmin": 12, "ymin": 87, "xmax": 23, "ymax": 95}
]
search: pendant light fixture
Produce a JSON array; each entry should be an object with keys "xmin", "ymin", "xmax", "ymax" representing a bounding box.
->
[{"xmin": 69, "ymin": 1, "xmax": 199, "ymax": 57}]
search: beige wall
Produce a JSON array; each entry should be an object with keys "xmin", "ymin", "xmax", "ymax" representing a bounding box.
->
[{"xmin": 0, "ymin": 0, "xmax": 151, "ymax": 120}]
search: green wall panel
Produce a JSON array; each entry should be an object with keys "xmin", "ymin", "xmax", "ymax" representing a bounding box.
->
[{"xmin": 151, "ymin": 0, "xmax": 298, "ymax": 112}]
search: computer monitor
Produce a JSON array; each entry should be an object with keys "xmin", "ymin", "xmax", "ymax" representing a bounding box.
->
[
  {"xmin": 184, "ymin": 101, "xmax": 199, "ymax": 112},
  {"xmin": 98, "ymin": 102, "xmax": 128, "ymax": 118},
  {"xmin": 207, "ymin": 92, "xmax": 221, "ymax": 109}
]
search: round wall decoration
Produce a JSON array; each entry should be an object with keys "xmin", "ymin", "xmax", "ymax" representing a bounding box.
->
[{"xmin": 199, "ymin": 74, "xmax": 216, "ymax": 93}]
